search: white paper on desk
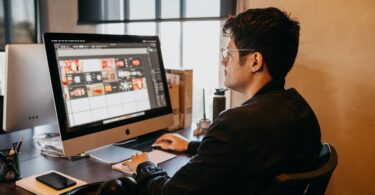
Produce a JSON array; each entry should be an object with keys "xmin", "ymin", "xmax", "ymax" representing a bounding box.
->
[
  {"xmin": 148, "ymin": 150, "xmax": 177, "ymax": 164},
  {"xmin": 16, "ymin": 170, "xmax": 87, "ymax": 195},
  {"xmin": 112, "ymin": 150, "xmax": 177, "ymax": 174}
]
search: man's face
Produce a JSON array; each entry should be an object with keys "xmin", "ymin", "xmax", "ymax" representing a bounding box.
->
[{"xmin": 221, "ymin": 39, "xmax": 252, "ymax": 93}]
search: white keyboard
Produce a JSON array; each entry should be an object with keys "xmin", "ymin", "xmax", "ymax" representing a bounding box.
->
[{"xmin": 112, "ymin": 150, "xmax": 176, "ymax": 174}]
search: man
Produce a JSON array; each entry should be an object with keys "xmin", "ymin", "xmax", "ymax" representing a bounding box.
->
[{"xmin": 126, "ymin": 7, "xmax": 322, "ymax": 194}]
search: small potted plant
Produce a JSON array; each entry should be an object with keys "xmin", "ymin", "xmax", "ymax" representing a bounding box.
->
[
  {"xmin": 194, "ymin": 88, "xmax": 211, "ymax": 136},
  {"xmin": 199, "ymin": 88, "xmax": 211, "ymax": 131}
]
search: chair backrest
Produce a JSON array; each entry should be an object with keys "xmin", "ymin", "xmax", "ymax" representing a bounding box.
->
[{"xmin": 273, "ymin": 143, "xmax": 338, "ymax": 195}]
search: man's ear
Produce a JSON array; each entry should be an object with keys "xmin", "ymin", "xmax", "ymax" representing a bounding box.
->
[{"xmin": 248, "ymin": 52, "xmax": 264, "ymax": 72}]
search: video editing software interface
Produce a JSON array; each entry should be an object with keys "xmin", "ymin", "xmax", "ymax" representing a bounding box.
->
[{"xmin": 52, "ymin": 41, "xmax": 167, "ymax": 128}]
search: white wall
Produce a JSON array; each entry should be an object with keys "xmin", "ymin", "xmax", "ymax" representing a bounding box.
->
[{"xmin": 231, "ymin": 1, "xmax": 375, "ymax": 194}]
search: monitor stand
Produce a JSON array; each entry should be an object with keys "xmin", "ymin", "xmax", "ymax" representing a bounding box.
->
[{"xmin": 87, "ymin": 139, "xmax": 140, "ymax": 164}]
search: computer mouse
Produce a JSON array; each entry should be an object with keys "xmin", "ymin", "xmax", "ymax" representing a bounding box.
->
[{"xmin": 151, "ymin": 140, "xmax": 172, "ymax": 149}]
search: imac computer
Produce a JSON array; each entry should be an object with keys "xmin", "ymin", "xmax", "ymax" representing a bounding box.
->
[
  {"xmin": 3, "ymin": 44, "xmax": 57, "ymax": 132},
  {"xmin": 43, "ymin": 33, "xmax": 173, "ymax": 163}
]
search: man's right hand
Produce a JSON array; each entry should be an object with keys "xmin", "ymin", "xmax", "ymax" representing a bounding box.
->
[{"xmin": 152, "ymin": 133, "xmax": 189, "ymax": 152}]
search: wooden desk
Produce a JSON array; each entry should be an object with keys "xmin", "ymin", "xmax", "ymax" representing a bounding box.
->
[{"xmin": 0, "ymin": 126, "xmax": 198, "ymax": 194}]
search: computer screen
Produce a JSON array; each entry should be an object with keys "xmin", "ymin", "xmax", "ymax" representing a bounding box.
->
[
  {"xmin": 44, "ymin": 33, "xmax": 173, "ymax": 158},
  {"xmin": 3, "ymin": 44, "xmax": 57, "ymax": 132}
]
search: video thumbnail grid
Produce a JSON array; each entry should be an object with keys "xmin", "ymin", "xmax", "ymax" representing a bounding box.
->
[
  {"xmin": 58, "ymin": 57, "xmax": 151, "ymax": 127},
  {"xmin": 60, "ymin": 57, "xmax": 146, "ymax": 99}
]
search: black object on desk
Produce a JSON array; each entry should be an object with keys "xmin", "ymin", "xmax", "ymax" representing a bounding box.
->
[
  {"xmin": 212, "ymin": 88, "xmax": 227, "ymax": 121},
  {"xmin": 36, "ymin": 172, "xmax": 77, "ymax": 190}
]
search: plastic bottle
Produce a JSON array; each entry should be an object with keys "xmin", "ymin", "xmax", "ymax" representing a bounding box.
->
[{"xmin": 212, "ymin": 88, "xmax": 227, "ymax": 121}]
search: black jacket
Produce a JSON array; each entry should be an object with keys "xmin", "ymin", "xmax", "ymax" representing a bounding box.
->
[{"xmin": 136, "ymin": 80, "xmax": 322, "ymax": 195}]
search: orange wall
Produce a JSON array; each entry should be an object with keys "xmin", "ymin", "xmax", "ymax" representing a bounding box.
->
[{"xmin": 231, "ymin": 0, "xmax": 375, "ymax": 194}]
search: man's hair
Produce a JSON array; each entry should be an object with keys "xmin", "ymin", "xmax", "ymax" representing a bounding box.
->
[{"xmin": 223, "ymin": 7, "xmax": 300, "ymax": 80}]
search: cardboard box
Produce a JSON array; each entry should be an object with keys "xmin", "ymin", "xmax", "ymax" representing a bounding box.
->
[
  {"xmin": 166, "ymin": 69, "xmax": 193, "ymax": 129},
  {"xmin": 166, "ymin": 73, "xmax": 180, "ymax": 131},
  {"xmin": 167, "ymin": 84, "xmax": 180, "ymax": 131}
]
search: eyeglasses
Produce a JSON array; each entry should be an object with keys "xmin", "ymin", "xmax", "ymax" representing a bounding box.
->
[{"xmin": 220, "ymin": 48, "xmax": 255, "ymax": 60}]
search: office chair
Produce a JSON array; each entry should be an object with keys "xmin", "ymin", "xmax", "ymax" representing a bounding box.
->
[{"xmin": 267, "ymin": 143, "xmax": 338, "ymax": 195}]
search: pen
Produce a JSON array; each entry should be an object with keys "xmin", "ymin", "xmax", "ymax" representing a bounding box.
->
[{"xmin": 16, "ymin": 138, "xmax": 23, "ymax": 153}]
